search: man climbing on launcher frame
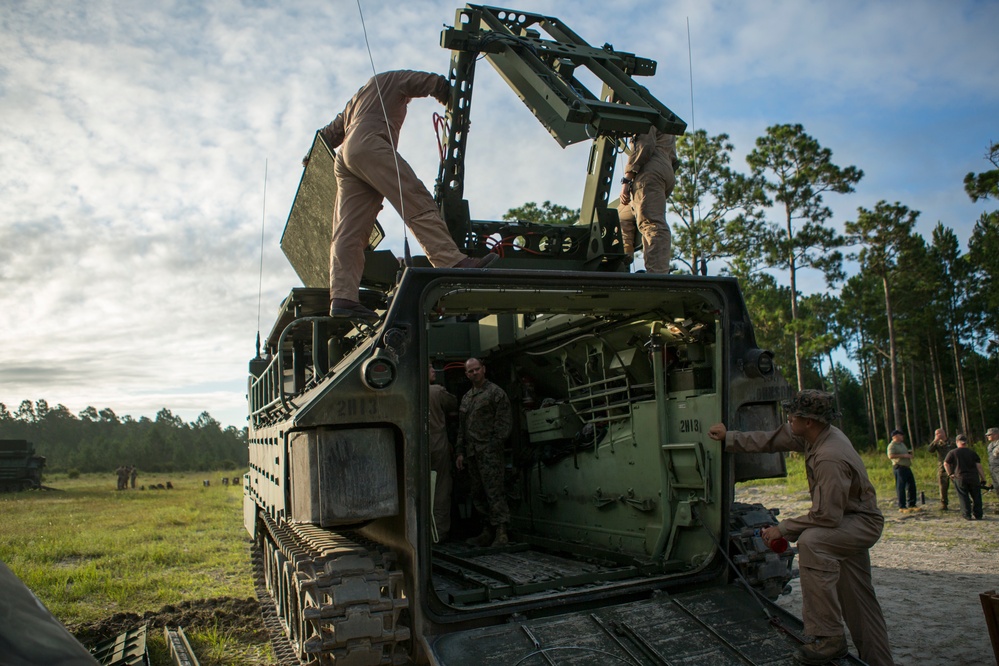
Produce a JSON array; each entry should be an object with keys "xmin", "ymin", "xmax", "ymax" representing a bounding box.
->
[
  {"xmin": 617, "ymin": 125, "xmax": 677, "ymax": 273},
  {"xmin": 306, "ymin": 70, "xmax": 498, "ymax": 323}
]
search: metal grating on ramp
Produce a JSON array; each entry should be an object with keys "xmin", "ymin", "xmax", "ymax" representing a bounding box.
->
[
  {"xmin": 432, "ymin": 584, "xmax": 865, "ymax": 666},
  {"xmin": 90, "ymin": 624, "xmax": 149, "ymax": 666},
  {"xmin": 163, "ymin": 626, "xmax": 199, "ymax": 666}
]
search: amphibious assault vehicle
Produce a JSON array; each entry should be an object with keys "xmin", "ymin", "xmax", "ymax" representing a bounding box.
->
[
  {"xmin": 0, "ymin": 439, "xmax": 46, "ymax": 492},
  {"xmin": 245, "ymin": 5, "xmax": 825, "ymax": 664}
]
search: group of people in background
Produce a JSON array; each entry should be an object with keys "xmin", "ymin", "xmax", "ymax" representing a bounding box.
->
[
  {"xmin": 114, "ymin": 464, "xmax": 137, "ymax": 490},
  {"xmin": 887, "ymin": 426, "xmax": 998, "ymax": 521}
]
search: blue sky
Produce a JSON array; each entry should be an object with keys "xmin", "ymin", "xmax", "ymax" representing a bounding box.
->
[{"xmin": 1, "ymin": 0, "xmax": 996, "ymax": 428}]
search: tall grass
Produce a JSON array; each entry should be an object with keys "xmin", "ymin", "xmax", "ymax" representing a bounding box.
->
[{"xmin": 1, "ymin": 471, "xmax": 255, "ymax": 624}]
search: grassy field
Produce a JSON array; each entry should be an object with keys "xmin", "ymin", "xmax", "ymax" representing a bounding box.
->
[
  {"xmin": 2, "ymin": 444, "xmax": 993, "ymax": 664},
  {"xmin": 0, "ymin": 470, "xmax": 270, "ymax": 665}
]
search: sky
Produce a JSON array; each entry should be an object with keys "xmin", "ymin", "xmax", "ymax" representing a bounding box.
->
[{"xmin": 1, "ymin": 0, "xmax": 997, "ymax": 429}]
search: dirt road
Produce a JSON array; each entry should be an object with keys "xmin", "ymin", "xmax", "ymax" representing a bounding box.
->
[{"xmin": 738, "ymin": 485, "xmax": 999, "ymax": 666}]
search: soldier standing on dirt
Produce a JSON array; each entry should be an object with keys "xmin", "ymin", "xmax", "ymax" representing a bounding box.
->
[
  {"xmin": 887, "ymin": 429, "xmax": 918, "ymax": 511},
  {"xmin": 708, "ymin": 390, "xmax": 894, "ymax": 666},
  {"xmin": 944, "ymin": 434, "xmax": 988, "ymax": 521},
  {"xmin": 927, "ymin": 428, "xmax": 955, "ymax": 510},
  {"xmin": 455, "ymin": 358, "xmax": 512, "ymax": 548}
]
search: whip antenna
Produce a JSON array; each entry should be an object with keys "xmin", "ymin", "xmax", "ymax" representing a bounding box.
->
[
  {"xmin": 687, "ymin": 17, "xmax": 695, "ymax": 133},
  {"xmin": 255, "ymin": 158, "xmax": 268, "ymax": 357},
  {"xmin": 356, "ymin": 0, "xmax": 412, "ymax": 267}
]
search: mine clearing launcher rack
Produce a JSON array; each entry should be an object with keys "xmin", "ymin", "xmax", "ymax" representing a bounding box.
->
[{"xmin": 245, "ymin": 5, "xmax": 848, "ymax": 665}]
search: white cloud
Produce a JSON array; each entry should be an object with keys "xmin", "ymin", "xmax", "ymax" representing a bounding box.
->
[{"xmin": 1, "ymin": 0, "xmax": 996, "ymax": 426}]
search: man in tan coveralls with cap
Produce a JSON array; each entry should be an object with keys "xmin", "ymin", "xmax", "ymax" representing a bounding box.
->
[
  {"xmin": 708, "ymin": 390, "xmax": 893, "ymax": 666},
  {"xmin": 310, "ymin": 70, "xmax": 497, "ymax": 322},
  {"xmin": 618, "ymin": 126, "xmax": 677, "ymax": 273}
]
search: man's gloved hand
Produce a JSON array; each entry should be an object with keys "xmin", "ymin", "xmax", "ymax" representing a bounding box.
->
[{"xmin": 434, "ymin": 75, "xmax": 451, "ymax": 106}]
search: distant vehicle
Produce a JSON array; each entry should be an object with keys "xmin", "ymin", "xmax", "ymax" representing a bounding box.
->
[{"xmin": 0, "ymin": 439, "xmax": 46, "ymax": 492}]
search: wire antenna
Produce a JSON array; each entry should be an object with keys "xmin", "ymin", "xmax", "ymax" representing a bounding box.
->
[
  {"xmin": 686, "ymin": 17, "xmax": 696, "ymax": 134},
  {"xmin": 255, "ymin": 158, "xmax": 268, "ymax": 356},
  {"xmin": 686, "ymin": 17, "xmax": 707, "ymax": 276},
  {"xmin": 356, "ymin": 0, "xmax": 412, "ymax": 265}
]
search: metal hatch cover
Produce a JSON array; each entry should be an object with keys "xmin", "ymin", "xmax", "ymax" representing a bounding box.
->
[{"xmin": 430, "ymin": 584, "xmax": 863, "ymax": 665}]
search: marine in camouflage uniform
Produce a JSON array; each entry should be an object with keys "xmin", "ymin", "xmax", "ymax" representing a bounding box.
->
[
  {"xmin": 456, "ymin": 358, "xmax": 512, "ymax": 547},
  {"xmin": 926, "ymin": 428, "xmax": 955, "ymax": 509},
  {"xmin": 986, "ymin": 427, "xmax": 999, "ymax": 497}
]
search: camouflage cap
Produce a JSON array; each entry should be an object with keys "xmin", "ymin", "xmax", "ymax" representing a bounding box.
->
[
  {"xmin": 987, "ymin": 427, "xmax": 999, "ymax": 437},
  {"xmin": 782, "ymin": 389, "xmax": 841, "ymax": 424}
]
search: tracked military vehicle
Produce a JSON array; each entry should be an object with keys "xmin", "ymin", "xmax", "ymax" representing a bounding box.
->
[
  {"xmin": 245, "ymin": 5, "xmax": 826, "ymax": 665},
  {"xmin": 0, "ymin": 439, "xmax": 46, "ymax": 492}
]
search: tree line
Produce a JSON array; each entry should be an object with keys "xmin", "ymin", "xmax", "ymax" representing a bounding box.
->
[
  {"xmin": 507, "ymin": 128, "xmax": 999, "ymax": 449},
  {"xmin": 0, "ymin": 400, "xmax": 248, "ymax": 473}
]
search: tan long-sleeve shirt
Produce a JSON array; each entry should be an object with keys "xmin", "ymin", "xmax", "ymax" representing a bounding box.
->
[
  {"xmin": 725, "ymin": 424, "xmax": 882, "ymax": 540},
  {"xmin": 318, "ymin": 70, "xmax": 448, "ymax": 150}
]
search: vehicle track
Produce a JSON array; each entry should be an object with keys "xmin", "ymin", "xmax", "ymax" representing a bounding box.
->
[{"xmin": 252, "ymin": 548, "xmax": 302, "ymax": 666}]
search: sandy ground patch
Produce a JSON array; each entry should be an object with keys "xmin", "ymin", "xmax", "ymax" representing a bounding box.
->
[{"xmin": 738, "ymin": 485, "xmax": 999, "ymax": 666}]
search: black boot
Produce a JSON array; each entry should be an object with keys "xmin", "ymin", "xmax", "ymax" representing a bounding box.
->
[
  {"xmin": 795, "ymin": 635, "xmax": 848, "ymax": 665},
  {"xmin": 466, "ymin": 526, "xmax": 493, "ymax": 547}
]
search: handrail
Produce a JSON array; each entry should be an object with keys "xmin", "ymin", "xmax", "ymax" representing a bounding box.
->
[{"xmin": 249, "ymin": 315, "xmax": 344, "ymax": 425}]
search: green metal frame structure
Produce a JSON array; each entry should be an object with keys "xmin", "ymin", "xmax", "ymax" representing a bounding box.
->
[{"xmin": 436, "ymin": 4, "xmax": 687, "ymax": 268}]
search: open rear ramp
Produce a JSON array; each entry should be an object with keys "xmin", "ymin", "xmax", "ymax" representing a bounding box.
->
[{"xmin": 431, "ymin": 584, "xmax": 863, "ymax": 665}]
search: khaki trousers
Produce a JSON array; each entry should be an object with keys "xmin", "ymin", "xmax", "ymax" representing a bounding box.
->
[
  {"xmin": 330, "ymin": 130, "xmax": 464, "ymax": 300},
  {"xmin": 795, "ymin": 513, "xmax": 894, "ymax": 666},
  {"xmin": 618, "ymin": 162, "xmax": 674, "ymax": 273},
  {"xmin": 430, "ymin": 436, "xmax": 453, "ymax": 536}
]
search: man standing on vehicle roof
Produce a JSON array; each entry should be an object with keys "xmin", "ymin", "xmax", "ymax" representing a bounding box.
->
[
  {"xmin": 617, "ymin": 126, "xmax": 678, "ymax": 273},
  {"xmin": 708, "ymin": 390, "xmax": 893, "ymax": 666},
  {"xmin": 307, "ymin": 70, "xmax": 498, "ymax": 323},
  {"xmin": 455, "ymin": 358, "xmax": 512, "ymax": 548}
]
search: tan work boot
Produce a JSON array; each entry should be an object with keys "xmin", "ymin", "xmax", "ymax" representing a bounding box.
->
[
  {"xmin": 455, "ymin": 253, "xmax": 499, "ymax": 269},
  {"xmin": 795, "ymin": 635, "xmax": 848, "ymax": 665},
  {"xmin": 330, "ymin": 298, "xmax": 379, "ymax": 323},
  {"xmin": 491, "ymin": 524, "xmax": 509, "ymax": 547},
  {"xmin": 466, "ymin": 526, "xmax": 493, "ymax": 547}
]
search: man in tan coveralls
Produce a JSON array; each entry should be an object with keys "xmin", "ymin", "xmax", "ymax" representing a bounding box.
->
[
  {"xmin": 708, "ymin": 390, "xmax": 893, "ymax": 666},
  {"xmin": 429, "ymin": 364, "xmax": 457, "ymax": 542},
  {"xmin": 618, "ymin": 126, "xmax": 677, "ymax": 273},
  {"xmin": 311, "ymin": 70, "xmax": 497, "ymax": 321}
]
